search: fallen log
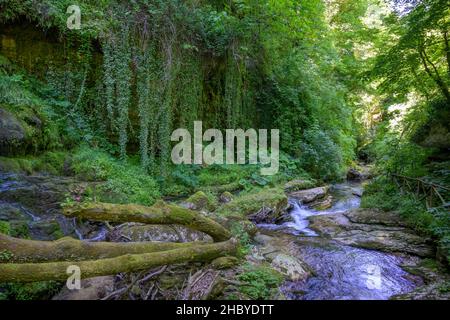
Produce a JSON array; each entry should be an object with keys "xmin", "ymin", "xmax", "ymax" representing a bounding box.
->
[
  {"xmin": 0, "ymin": 233, "xmax": 209, "ymax": 263},
  {"xmin": 63, "ymin": 202, "xmax": 231, "ymax": 242},
  {"xmin": 0, "ymin": 239, "xmax": 238, "ymax": 283}
]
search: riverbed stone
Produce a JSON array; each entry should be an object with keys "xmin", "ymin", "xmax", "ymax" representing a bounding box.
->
[
  {"xmin": 271, "ymin": 253, "xmax": 312, "ymax": 281},
  {"xmin": 390, "ymin": 282, "xmax": 450, "ymax": 300},
  {"xmin": 109, "ymin": 223, "xmax": 212, "ymax": 243},
  {"xmin": 309, "ymin": 209, "xmax": 435, "ymax": 257},
  {"xmin": 182, "ymin": 191, "xmax": 217, "ymax": 212},
  {"xmin": 289, "ymin": 186, "xmax": 329, "ymax": 203},
  {"xmin": 53, "ymin": 276, "xmax": 115, "ymax": 300},
  {"xmin": 309, "ymin": 195, "xmax": 333, "ymax": 210}
]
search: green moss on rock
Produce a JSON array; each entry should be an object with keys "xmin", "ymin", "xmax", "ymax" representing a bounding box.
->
[
  {"xmin": 284, "ymin": 179, "xmax": 317, "ymax": 192},
  {"xmin": 217, "ymin": 188, "xmax": 288, "ymax": 218},
  {"xmin": 185, "ymin": 191, "xmax": 218, "ymax": 212},
  {"xmin": 211, "ymin": 256, "xmax": 240, "ymax": 269}
]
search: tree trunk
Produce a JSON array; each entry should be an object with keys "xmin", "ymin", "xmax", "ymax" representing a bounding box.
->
[
  {"xmin": 418, "ymin": 44, "xmax": 450, "ymax": 103},
  {"xmin": 0, "ymin": 239, "xmax": 237, "ymax": 283},
  {"xmin": 63, "ymin": 201, "xmax": 231, "ymax": 242},
  {"xmin": 0, "ymin": 233, "xmax": 210, "ymax": 263}
]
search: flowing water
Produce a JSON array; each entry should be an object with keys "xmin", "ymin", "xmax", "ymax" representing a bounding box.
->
[
  {"xmin": 0, "ymin": 172, "xmax": 424, "ymax": 299},
  {"xmin": 0, "ymin": 172, "xmax": 107, "ymax": 241},
  {"xmin": 258, "ymin": 181, "xmax": 423, "ymax": 300}
]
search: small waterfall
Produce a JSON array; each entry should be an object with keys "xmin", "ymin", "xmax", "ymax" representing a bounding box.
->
[
  {"xmin": 72, "ymin": 218, "xmax": 84, "ymax": 240},
  {"xmin": 87, "ymin": 227, "xmax": 108, "ymax": 242},
  {"xmin": 284, "ymin": 201, "xmax": 318, "ymax": 236}
]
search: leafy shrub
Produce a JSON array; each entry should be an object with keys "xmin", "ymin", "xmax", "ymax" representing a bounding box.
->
[
  {"xmin": 70, "ymin": 146, "xmax": 161, "ymax": 205},
  {"xmin": 0, "ymin": 221, "xmax": 11, "ymax": 235},
  {"xmin": 238, "ymin": 264, "xmax": 283, "ymax": 300},
  {"xmin": 370, "ymin": 135, "xmax": 430, "ymax": 177},
  {"xmin": 300, "ymin": 125, "xmax": 344, "ymax": 181},
  {"xmin": 230, "ymin": 223, "xmax": 252, "ymax": 257},
  {"xmin": 0, "ymin": 282, "xmax": 63, "ymax": 300},
  {"xmin": 71, "ymin": 146, "xmax": 116, "ymax": 181}
]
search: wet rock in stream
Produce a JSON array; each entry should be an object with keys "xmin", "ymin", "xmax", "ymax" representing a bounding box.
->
[
  {"xmin": 289, "ymin": 186, "xmax": 329, "ymax": 204},
  {"xmin": 308, "ymin": 209, "xmax": 435, "ymax": 258}
]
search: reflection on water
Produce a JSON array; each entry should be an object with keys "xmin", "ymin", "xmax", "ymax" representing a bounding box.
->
[{"xmin": 282, "ymin": 237, "xmax": 421, "ymax": 300}]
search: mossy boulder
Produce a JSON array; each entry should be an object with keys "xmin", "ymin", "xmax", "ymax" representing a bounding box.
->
[
  {"xmin": 182, "ymin": 191, "xmax": 218, "ymax": 212},
  {"xmin": 219, "ymin": 191, "xmax": 233, "ymax": 204},
  {"xmin": 310, "ymin": 195, "xmax": 333, "ymax": 211},
  {"xmin": 284, "ymin": 179, "xmax": 317, "ymax": 193},
  {"xmin": 218, "ymin": 188, "xmax": 288, "ymax": 218},
  {"xmin": 52, "ymin": 276, "xmax": 114, "ymax": 300},
  {"xmin": 211, "ymin": 256, "xmax": 240, "ymax": 270},
  {"xmin": 0, "ymin": 108, "xmax": 26, "ymax": 155},
  {"xmin": 29, "ymin": 220, "xmax": 64, "ymax": 241}
]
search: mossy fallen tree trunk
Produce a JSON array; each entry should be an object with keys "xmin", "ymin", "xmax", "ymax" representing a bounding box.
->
[
  {"xmin": 0, "ymin": 239, "xmax": 237, "ymax": 282},
  {"xmin": 0, "ymin": 233, "xmax": 209, "ymax": 263},
  {"xmin": 63, "ymin": 201, "xmax": 231, "ymax": 242},
  {"xmin": 0, "ymin": 201, "xmax": 237, "ymax": 283}
]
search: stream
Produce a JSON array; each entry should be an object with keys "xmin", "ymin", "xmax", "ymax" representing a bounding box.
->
[
  {"xmin": 257, "ymin": 181, "xmax": 423, "ymax": 300},
  {"xmin": 0, "ymin": 172, "xmax": 434, "ymax": 300}
]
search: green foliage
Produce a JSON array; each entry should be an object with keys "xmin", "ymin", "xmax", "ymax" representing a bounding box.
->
[
  {"xmin": 230, "ymin": 223, "xmax": 252, "ymax": 257},
  {"xmin": 0, "ymin": 221, "xmax": 11, "ymax": 235},
  {"xmin": 70, "ymin": 146, "xmax": 160, "ymax": 205},
  {"xmin": 1, "ymin": 0, "xmax": 370, "ymax": 183},
  {"xmin": 238, "ymin": 264, "xmax": 283, "ymax": 300},
  {"xmin": 9, "ymin": 222, "xmax": 30, "ymax": 239},
  {"xmin": 0, "ymin": 152, "xmax": 67, "ymax": 175},
  {"xmin": 71, "ymin": 146, "xmax": 115, "ymax": 181},
  {"xmin": 0, "ymin": 281, "xmax": 63, "ymax": 300},
  {"xmin": 300, "ymin": 124, "xmax": 345, "ymax": 181},
  {"xmin": 0, "ymin": 250, "xmax": 14, "ymax": 263}
]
